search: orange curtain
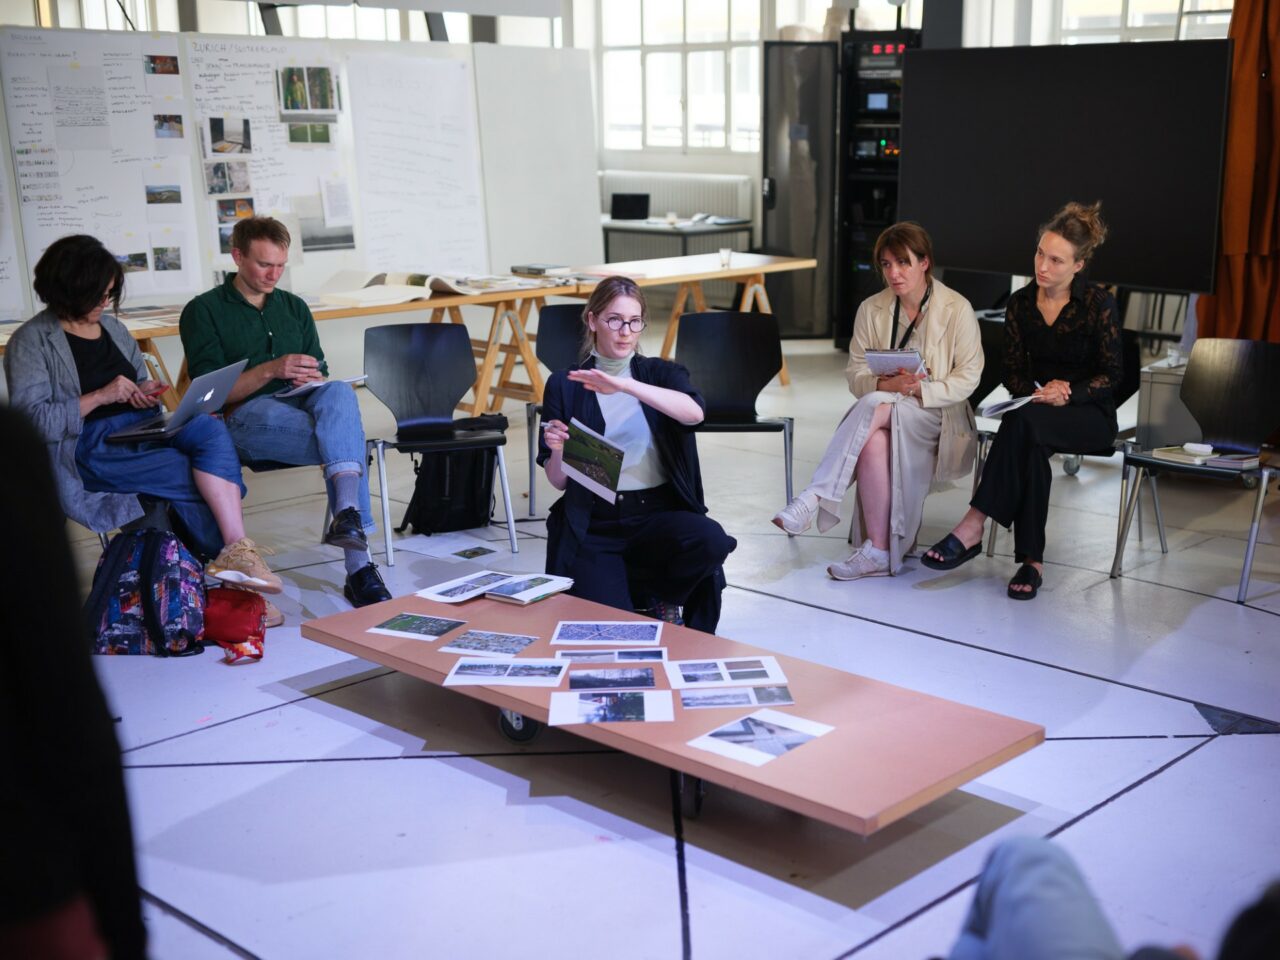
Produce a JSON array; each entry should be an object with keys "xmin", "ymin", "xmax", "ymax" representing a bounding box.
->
[{"xmin": 1197, "ymin": 0, "xmax": 1280, "ymax": 341}]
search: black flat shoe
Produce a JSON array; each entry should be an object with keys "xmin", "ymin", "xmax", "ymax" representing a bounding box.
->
[
  {"xmin": 1007, "ymin": 563, "xmax": 1042, "ymax": 600},
  {"xmin": 345, "ymin": 562, "xmax": 391, "ymax": 607},
  {"xmin": 325, "ymin": 507, "xmax": 368, "ymax": 551},
  {"xmin": 921, "ymin": 532, "xmax": 982, "ymax": 571}
]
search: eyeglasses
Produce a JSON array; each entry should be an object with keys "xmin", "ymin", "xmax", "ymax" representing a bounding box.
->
[
  {"xmin": 99, "ymin": 288, "xmax": 116, "ymax": 305},
  {"xmin": 600, "ymin": 315, "xmax": 646, "ymax": 333}
]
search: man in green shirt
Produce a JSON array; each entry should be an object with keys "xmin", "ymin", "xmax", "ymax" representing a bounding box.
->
[{"xmin": 180, "ymin": 217, "xmax": 390, "ymax": 608}]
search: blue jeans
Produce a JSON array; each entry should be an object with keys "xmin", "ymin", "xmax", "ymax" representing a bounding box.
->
[
  {"xmin": 950, "ymin": 837, "xmax": 1126, "ymax": 960},
  {"xmin": 76, "ymin": 410, "xmax": 246, "ymax": 557},
  {"xmin": 224, "ymin": 381, "xmax": 374, "ymax": 531}
]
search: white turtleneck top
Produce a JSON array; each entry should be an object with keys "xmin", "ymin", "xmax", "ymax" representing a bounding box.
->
[{"xmin": 592, "ymin": 351, "xmax": 669, "ymax": 491}]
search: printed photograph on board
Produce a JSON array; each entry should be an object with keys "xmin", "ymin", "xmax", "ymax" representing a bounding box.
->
[
  {"xmin": 152, "ymin": 246, "xmax": 182, "ymax": 271},
  {"xmin": 144, "ymin": 184, "xmax": 181, "ymax": 205},
  {"xmin": 153, "ymin": 114, "xmax": 183, "ymax": 139},
  {"xmin": 208, "ymin": 117, "xmax": 252, "ymax": 155},
  {"xmin": 144, "ymin": 55, "xmax": 179, "ymax": 75}
]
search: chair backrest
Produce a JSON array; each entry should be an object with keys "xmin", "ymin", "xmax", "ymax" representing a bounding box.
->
[
  {"xmin": 1180, "ymin": 338, "xmax": 1280, "ymax": 453},
  {"xmin": 364, "ymin": 323, "xmax": 474, "ymax": 432},
  {"xmin": 535, "ymin": 303, "xmax": 586, "ymax": 375},
  {"xmin": 674, "ymin": 311, "xmax": 782, "ymax": 420}
]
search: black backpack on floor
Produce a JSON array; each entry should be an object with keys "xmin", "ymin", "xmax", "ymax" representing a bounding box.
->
[{"xmin": 397, "ymin": 446, "xmax": 499, "ymax": 535}]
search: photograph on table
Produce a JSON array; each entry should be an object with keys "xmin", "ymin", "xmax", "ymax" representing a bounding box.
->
[
  {"xmin": 555, "ymin": 648, "xmax": 668, "ymax": 662},
  {"xmin": 417, "ymin": 570, "xmax": 517, "ymax": 603},
  {"xmin": 551, "ymin": 620, "xmax": 663, "ymax": 646},
  {"xmin": 689, "ymin": 709, "xmax": 833, "ymax": 767},
  {"xmin": 548, "ymin": 690, "xmax": 674, "ymax": 726},
  {"xmin": 680, "ymin": 685, "xmax": 795, "ymax": 710},
  {"xmin": 567, "ymin": 667, "xmax": 657, "ymax": 691},
  {"xmin": 438, "ymin": 629, "xmax": 538, "ymax": 659},
  {"xmin": 663, "ymin": 656, "xmax": 788, "ymax": 690},
  {"xmin": 153, "ymin": 114, "xmax": 183, "ymax": 139},
  {"xmin": 443, "ymin": 658, "xmax": 567, "ymax": 687},
  {"xmin": 484, "ymin": 574, "xmax": 573, "ymax": 606},
  {"xmin": 366, "ymin": 612, "xmax": 466, "ymax": 641}
]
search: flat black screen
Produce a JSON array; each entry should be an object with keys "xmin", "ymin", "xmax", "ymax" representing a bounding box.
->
[{"xmin": 898, "ymin": 41, "xmax": 1231, "ymax": 293}]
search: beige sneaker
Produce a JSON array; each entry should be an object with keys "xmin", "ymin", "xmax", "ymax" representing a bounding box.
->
[
  {"xmin": 772, "ymin": 492, "xmax": 819, "ymax": 536},
  {"xmin": 827, "ymin": 541, "xmax": 891, "ymax": 581},
  {"xmin": 207, "ymin": 538, "xmax": 283, "ymax": 594}
]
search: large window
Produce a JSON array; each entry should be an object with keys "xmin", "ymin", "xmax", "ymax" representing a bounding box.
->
[
  {"xmin": 1059, "ymin": 0, "xmax": 1233, "ymax": 43},
  {"xmin": 601, "ymin": 0, "xmax": 761, "ymax": 153}
]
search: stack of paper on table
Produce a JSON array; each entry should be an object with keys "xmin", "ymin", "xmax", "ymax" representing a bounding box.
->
[{"xmin": 315, "ymin": 270, "xmax": 553, "ymax": 306}]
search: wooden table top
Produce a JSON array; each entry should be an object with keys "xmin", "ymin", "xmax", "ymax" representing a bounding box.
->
[
  {"xmin": 571, "ymin": 252, "xmax": 818, "ymax": 287},
  {"xmin": 302, "ymin": 592, "xmax": 1042, "ymax": 836}
]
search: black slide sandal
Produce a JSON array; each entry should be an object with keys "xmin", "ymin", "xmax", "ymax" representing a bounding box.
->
[
  {"xmin": 1007, "ymin": 563, "xmax": 1042, "ymax": 600},
  {"xmin": 921, "ymin": 533, "xmax": 982, "ymax": 571}
]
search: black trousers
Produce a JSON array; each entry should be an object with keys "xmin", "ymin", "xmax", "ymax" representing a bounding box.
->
[
  {"xmin": 971, "ymin": 403, "xmax": 1115, "ymax": 563},
  {"xmin": 568, "ymin": 484, "xmax": 737, "ymax": 633}
]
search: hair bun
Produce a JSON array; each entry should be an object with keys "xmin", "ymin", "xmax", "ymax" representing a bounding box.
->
[{"xmin": 1041, "ymin": 201, "xmax": 1108, "ymax": 262}]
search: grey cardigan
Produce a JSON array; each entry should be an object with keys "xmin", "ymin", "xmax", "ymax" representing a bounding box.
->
[{"xmin": 3, "ymin": 308, "xmax": 147, "ymax": 532}]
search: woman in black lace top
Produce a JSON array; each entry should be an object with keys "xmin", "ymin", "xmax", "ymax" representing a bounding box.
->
[{"xmin": 922, "ymin": 202, "xmax": 1122, "ymax": 600}]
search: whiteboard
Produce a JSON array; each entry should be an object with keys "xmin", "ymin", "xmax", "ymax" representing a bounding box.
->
[
  {"xmin": 472, "ymin": 44, "xmax": 602, "ymax": 272},
  {"xmin": 345, "ymin": 44, "xmax": 488, "ymax": 275},
  {"xmin": 0, "ymin": 27, "xmax": 204, "ymax": 304},
  {"xmin": 0, "ymin": 84, "xmax": 30, "ymax": 322}
]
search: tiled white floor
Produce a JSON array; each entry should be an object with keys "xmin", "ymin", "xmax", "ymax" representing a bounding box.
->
[{"xmin": 72, "ymin": 336, "xmax": 1278, "ymax": 959}]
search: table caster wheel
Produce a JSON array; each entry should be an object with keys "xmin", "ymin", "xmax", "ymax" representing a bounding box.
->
[
  {"xmin": 1242, "ymin": 475, "xmax": 1259, "ymax": 490},
  {"xmin": 678, "ymin": 772, "xmax": 705, "ymax": 819},
  {"xmin": 498, "ymin": 708, "xmax": 541, "ymax": 743},
  {"xmin": 1063, "ymin": 454, "xmax": 1082, "ymax": 476}
]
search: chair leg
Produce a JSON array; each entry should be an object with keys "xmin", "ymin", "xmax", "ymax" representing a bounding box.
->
[
  {"xmin": 495, "ymin": 446, "xmax": 519, "ymax": 555},
  {"xmin": 782, "ymin": 418, "xmax": 794, "ymax": 505},
  {"xmin": 1110, "ymin": 465, "xmax": 1146, "ymax": 578},
  {"xmin": 1147, "ymin": 473, "xmax": 1168, "ymax": 554},
  {"xmin": 985, "ymin": 517, "xmax": 998, "ymax": 557},
  {"xmin": 98, "ymin": 532, "xmax": 110, "ymax": 551},
  {"xmin": 526, "ymin": 402, "xmax": 538, "ymax": 519},
  {"xmin": 1236, "ymin": 467, "xmax": 1271, "ymax": 604},
  {"xmin": 375, "ymin": 440, "xmax": 394, "ymax": 567},
  {"xmin": 321, "ymin": 502, "xmax": 332, "ymax": 544}
]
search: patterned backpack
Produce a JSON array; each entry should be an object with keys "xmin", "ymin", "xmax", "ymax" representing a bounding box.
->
[{"xmin": 84, "ymin": 529, "xmax": 206, "ymax": 656}]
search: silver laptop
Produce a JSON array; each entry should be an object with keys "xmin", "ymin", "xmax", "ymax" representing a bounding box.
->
[{"xmin": 107, "ymin": 359, "xmax": 248, "ymax": 442}]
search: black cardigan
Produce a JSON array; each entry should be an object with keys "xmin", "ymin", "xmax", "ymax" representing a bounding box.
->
[{"xmin": 536, "ymin": 354, "xmax": 708, "ymax": 576}]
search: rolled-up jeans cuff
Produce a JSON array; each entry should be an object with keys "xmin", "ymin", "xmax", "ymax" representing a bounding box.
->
[{"xmin": 323, "ymin": 459, "xmax": 363, "ymax": 480}]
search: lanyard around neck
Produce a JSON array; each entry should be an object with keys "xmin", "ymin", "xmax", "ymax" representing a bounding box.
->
[{"xmin": 890, "ymin": 283, "xmax": 931, "ymax": 351}]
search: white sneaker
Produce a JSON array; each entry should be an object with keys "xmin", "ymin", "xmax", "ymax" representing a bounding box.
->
[
  {"xmin": 827, "ymin": 541, "xmax": 891, "ymax": 581},
  {"xmin": 772, "ymin": 492, "xmax": 819, "ymax": 536}
]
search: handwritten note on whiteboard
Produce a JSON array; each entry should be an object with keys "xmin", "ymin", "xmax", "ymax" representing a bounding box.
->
[{"xmin": 346, "ymin": 53, "xmax": 488, "ymax": 275}]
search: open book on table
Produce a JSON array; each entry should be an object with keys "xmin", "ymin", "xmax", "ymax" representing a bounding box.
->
[{"xmin": 315, "ymin": 270, "xmax": 552, "ymax": 307}]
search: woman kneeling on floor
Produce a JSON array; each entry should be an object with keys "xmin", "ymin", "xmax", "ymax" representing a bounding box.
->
[
  {"xmin": 4, "ymin": 234, "xmax": 282, "ymax": 602},
  {"xmin": 772, "ymin": 222, "xmax": 984, "ymax": 580},
  {"xmin": 922, "ymin": 201, "xmax": 1122, "ymax": 600},
  {"xmin": 537, "ymin": 276, "xmax": 737, "ymax": 633}
]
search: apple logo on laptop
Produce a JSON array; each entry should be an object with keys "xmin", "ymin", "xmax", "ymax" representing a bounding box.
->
[{"xmin": 201, "ymin": 388, "xmax": 215, "ymax": 403}]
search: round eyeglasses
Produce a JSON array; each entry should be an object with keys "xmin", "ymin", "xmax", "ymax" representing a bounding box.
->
[{"xmin": 601, "ymin": 316, "xmax": 646, "ymax": 332}]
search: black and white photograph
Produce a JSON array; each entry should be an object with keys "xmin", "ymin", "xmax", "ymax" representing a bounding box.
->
[
  {"xmin": 689, "ymin": 709, "xmax": 833, "ymax": 767},
  {"xmin": 680, "ymin": 685, "xmax": 795, "ymax": 710},
  {"xmin": 417, "ymin": 570, "xmax": 514, "ymax": 603},
  {"xmin": 567, "ymin": 667, "xmax": 657, "ymax": 691},
  {"xmin": 663, "ymin": 656, "xmax": 789, "ymax": 690},
  {"xmin": 444, "ymin": 658, "xmax": 566, "ymax": 687},
  {"xmin": 551, "ymin": 620, "xmax": 663, "ymax": 646},
  {"xmin": 547, "ymin": 690, "xmax": 674, "ymax": 727}
]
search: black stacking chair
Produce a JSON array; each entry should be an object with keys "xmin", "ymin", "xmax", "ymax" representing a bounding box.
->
[
  {"xmin": 364, "ymin": 323, "xmax": 518, "ymax": 566},
  {"xmin": 674, "ymin": 311, "xmax": 793, "ymax": 505},
  {"xmin": 526, "ymin": 304, "xmax": 586, "ymax": 517},
  {"xmin": 1111, "ymin": 338, "xmax": 1279, "ymax": 603}
]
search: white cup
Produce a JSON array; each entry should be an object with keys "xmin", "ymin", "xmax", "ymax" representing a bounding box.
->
[
  {"xmin": 665, "ymin": 211, "xmax": 678, "ymax": 224},
  {"xmin": 718, "ymin": 248, "xmax": 732, "ymax": 268}
]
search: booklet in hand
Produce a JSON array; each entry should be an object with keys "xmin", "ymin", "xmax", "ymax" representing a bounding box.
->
[
  {"xmin": 979, "ymin": 394, "xmax": 1036, "ymax": 418},
  {"xmin": 275, "ymin": 374, "xmax": 367, "ymax": 398},
  {"xmin": 864, "ymin": 349, "xmax": 925, "ymax": 379},
  {"xmin": 560, "ymin": 417, "xmax": 624, "ymax": 504}
]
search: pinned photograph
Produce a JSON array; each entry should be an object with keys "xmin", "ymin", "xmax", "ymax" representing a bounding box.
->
[
  {"xmin": 152, "ymin": 246, "xmax": 182, "ymax": 271},
  {"xmin": 444, "ymin": 658, "xmax": 566, "ymax": 687},
  {"xmin": 548, "ymin": 690, "xmax": 674, "ymax": 726},
  {"xmin": 560, "ymin": 418, "xmax": 624, "ymax": 503},
  {"xmin": 216, "ymin": 197, "xmax": 254, "ymax": 224},
  {"xmin": 307, "ymin": 67, "xmax": 335, "ymax": 111},
  {"xmin": 367, "ymin": 612, "xmax": 466, "ymax": 641},
  {"xmin": 217, "ymin": 224, "xmax": 235, "ymax": 255},
  {"xmin": 309, "ymin": 123, "xmax": 331, "ymax": 144},
  {"xmin": 204, "ymin": 161, "xmax": 250, "ymax": 196},
  {"xmin": 663, "ymin": 656, "xmax": 788, "ymax": 690},
  {"xmin": 688, "ymin": 708, "xmax": 833, "ymax": 767},
  {"xmin": 144, "ymin": 54, "xmax": 179, "ymax": 75},
  {"xmin": 144, "ymin": 184, "xmax": 181, "ymax": 205},
  {"xmin": 115, "ymin": 252, "xmax": 148, "ymax": 273},
  {"xmin": 153, "ymin": 114, "xmax": 183, "ymax": 139},
  {"xmin": 567, "ymin": 666, "xmax": 656, "ymax": 691},
  {"xmin": 280, "ymin": 67, "xmax": 307, "ymax": 111},
  {"xmin": 438, "ymin": 629, "xmax": 538, "ymax": 659},
  {"xmin": 208, "ymin": 116, "xmax": 252, "ymax": 155},
  {"xmin": 551, "ymin": 620, "xmax": 663, "ymax": 646}
]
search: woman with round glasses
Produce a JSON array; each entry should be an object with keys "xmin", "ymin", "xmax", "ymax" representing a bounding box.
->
[
  {"xmin": 538, "ymin": 276, "xmax": 737, "ymax": 632},
  {"xmin": 771, "ymin": 221, "xmax": 984, "ymax": 580}
]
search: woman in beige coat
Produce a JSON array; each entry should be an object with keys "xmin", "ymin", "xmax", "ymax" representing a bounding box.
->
[{"xmin": 772, "ymin": 222, "xmax": 983, "ymax": 579}]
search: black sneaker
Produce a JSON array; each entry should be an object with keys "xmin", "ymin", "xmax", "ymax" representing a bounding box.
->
[
  {"xmin": 325, "ymin": 507, "xmax": 368, "ymax": 551},
  {"xmin": 344, "ymin": 563, "xmax": 391, "ymax": 607}
]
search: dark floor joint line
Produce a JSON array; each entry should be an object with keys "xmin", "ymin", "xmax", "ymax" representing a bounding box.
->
[
  {"xmin": 141, "ymin": 889, "xmax": 262, "ymax": 960},
  {"xmin": 726, "ymin": 583, "xmax": 1278, "ymax": 727},
  {"xmin": 833, "ymin": 874, "xmax": 979, "ymax": 958},
  {"xmin": 668, "ymin": 770, "xmax": 694, "ymax": 960},
  {"xmin": 124, "ymin": 748, "xmax": 621, "ymax": 770},
  {"xmin": 121, "ymin": 669, "xmax": 396, "ymax": 755}
]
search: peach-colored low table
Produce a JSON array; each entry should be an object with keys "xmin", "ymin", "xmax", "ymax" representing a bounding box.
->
[{"xmin": 302, "ymin": 593, "xmax": 1043, "ymax": 836}]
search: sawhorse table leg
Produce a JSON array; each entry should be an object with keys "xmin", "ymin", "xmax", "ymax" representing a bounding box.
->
[{"xmin": 659, "ymin": 274, "xmax": 791, "ymax": 387}]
